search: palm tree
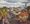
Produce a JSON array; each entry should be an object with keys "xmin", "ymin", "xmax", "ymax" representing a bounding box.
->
[{"xmin": 0, "ymin": 7, "xmax": 8, "ymax": 17}]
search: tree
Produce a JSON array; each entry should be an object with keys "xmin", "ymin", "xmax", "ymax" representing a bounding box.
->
[
  {"xmin": 26, "ymin": 6, "xmax": 30, "ymax": 20},
  {"xmin": 0, "ymin": 6, "xmax": 8, "ymax": 17}
]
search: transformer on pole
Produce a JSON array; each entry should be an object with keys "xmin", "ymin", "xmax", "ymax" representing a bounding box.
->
[{"xmin": 19, "ymin": 0, "xmax": 30, "ymax": 8}]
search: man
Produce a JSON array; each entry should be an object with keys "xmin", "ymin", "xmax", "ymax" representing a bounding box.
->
[
  {"xmin": 0, "ymin": 16, "xmax": 2, "ymax": 24},
  {"xmin": 19, "ymin": 10, "xmax": 29, "ymax": 22},
  {"xmin": 15, "ymin": 9, "xmax": 30, "ymax": 24},
  {"xmin": 0, "ymin": 10, "xmax": 3, "ymax": 24}
]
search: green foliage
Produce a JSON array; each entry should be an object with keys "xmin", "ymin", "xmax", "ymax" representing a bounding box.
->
[
  {"xmin": 26, "ymin": 6, "xmax": 30, "ymax": 20},
  {"xmin": 0, "ymin": 7, "xmax": 8, "ymax": 16},
  {"xmin": 26, "ymin": 6, "xmax": 30, "ymax": 10}
]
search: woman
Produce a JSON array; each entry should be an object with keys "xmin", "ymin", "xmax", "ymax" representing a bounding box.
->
[{"xmin": 2, "ymin": 16, "xmax": 9, "ymax": 24}]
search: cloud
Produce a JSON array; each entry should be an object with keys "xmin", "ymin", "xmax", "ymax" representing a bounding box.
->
[
  {"xmin": 4, "ymin": 0, "xmax": 18, "ymax": 3},
  {"xmin": 19, "ymin": 0, "xmax": 28, "ymax": 2},
  {"xmin": 4, "ymin": 0, "xmax": 28, "ymax": 3},
  {"xmin": 0, "ymin": 0, "xmax": 25, "ymax": 8},
  {"xmin": 0, "ymin": 1, "xmax": 20, "ymax": 7}
]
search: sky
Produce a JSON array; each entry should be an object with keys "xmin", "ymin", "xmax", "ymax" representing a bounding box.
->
[
  {"xmin": 0, "ymin": 0, "xmax": 30, "ymax": 7},
  {"xmin": 4, "ymin": 0, "xmax": 28, "ymax": 3}
]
